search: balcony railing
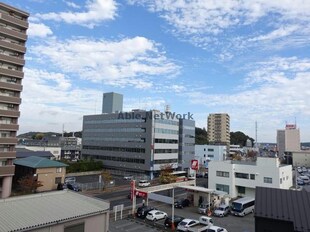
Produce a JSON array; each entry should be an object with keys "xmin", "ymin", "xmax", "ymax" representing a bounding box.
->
[
  {"xmin": 0, "ymin": 95, "xmax": 21, "ymax": 104},
  {"xmin": 0, "ymin": 137, "xmax": 18, "ymax": 144},
  {"xmin": 0, "ymin": 27, "xmax": 27, "ymax": 41},
  {"xmin": 0, "ymin": 54, "xmax": 25, "ymax": 66},
  {"xmin": 0, "ymin": 151, "xmax": 15, "ymax": 159},
  {"xmin": 0, "ymin": 40, "xmax": 26, "ymax": 53},
  {"xmin": 0, "ymin": 165, "xmax": 15, "ymax": 176},
  {"xmin": 0, "ymin": 123, "xmax": 19, "ymax": 131},
  {"xmin": 0, "ymin": 67, "xmax": 24, "ymax": 78},
  {"xmin": 0, "ymin": 13, "xmax": 28, "ymax": 29},
  {"xmin": 0, "ymin": 81, "xmax": 22, "ymax": 92},
  {"xmin": 0, "ymin": 109, "xmax": 20, "ymax": 118}
]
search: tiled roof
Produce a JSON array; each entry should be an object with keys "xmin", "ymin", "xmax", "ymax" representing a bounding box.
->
[
  {"xmin": 0, "ymin": 191, "xmax": 109, "ymax": 232},
  {"xmin": 255, "ymin": 187, "xmax": 310, "ymax": 232},
  {"xmin": 13, "ymin": 156, "xmax": 68, "ymax": 168}
]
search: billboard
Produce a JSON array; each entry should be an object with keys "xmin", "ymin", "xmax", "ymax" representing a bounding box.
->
[{"xmin": 191, "ymin": 159, "xmax": 199, "ymax": 170}]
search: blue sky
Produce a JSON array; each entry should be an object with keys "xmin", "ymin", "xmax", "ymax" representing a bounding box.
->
[{"xmin": 7, "ymin": 0, "xmax": 310, "ymax": 142}]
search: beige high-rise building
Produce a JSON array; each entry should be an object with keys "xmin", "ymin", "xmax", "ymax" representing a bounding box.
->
[
  {"xmin": 207, "ymin": 113, "xmax": 230, "ymax": 146},
  {"xmin": 0, "ymin": 3, "xmax": 29, "ymax": 198},
  {"xmin": 276, "ymin": 124, "xmax": 300, "ymax": 158}
]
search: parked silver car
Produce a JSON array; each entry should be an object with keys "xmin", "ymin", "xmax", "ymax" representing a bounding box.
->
[{"xmin": 213, "ymin": 204, "xmax": 230, "ymax": 217}]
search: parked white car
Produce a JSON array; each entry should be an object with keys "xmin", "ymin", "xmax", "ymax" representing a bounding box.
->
[
  {"xmin": 206, "ymin": 226, "xmax": 228, "ymax": 232},
  {"xmin": 138, "ymin": 180, "xmax": 151, "ymax": 187},
  {"xmin": 146, "ymin": 210, "xmax": 167, "ymax": 221},
  {"xmin": 213, "ymin": 204, "xmax": 230, "ymax": 217},
  {"xmin": 299, "ymin": 175, "xmax": 310, "ymax": 184},
  {"xmin": 177, "ymin": 219, "xmax": 199, "ymax": 231}
]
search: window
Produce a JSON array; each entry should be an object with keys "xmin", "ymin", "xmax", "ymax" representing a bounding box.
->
[
  {"xmin": 56, "ymin": 167, "xmax": 62, "ymax": 173},
  {"xmin": 64, "ymin": 223, "xmax": 85, "ymax": 232},
  {"xmin": 216, "ymin": 184, "xmax": 229, "ymax": 194},
  {"xmin": 207, "ymin": 155, "xmax": 214, "ymax": 158},
  {"xmin": 280, "ymin": 178, "xmax": 282, "ymax": 184},
  {"xmin": 237, "ymin": 186, "xmax": 246, "ymax": 194},
  {"xmin": 55, "ymin": 177, "xmax": 62, "ymax": 184},
  {"xmin": 216, "ymin": 171, "xmax": 229, "ymax": 178},
  {"xmin": 264, "ymin": 177, "xmax": 272, "ymax": 184},
  {"xmin": 235, "ymin": 172, "xmax": 249, "ymax": 179},
  {"xmin": 250, "ymin": 174, "xmax": 255, "ymax": 180},
  {"xmin": 208, "ymin": 148, "xmax": 214, "ymax": 152}
]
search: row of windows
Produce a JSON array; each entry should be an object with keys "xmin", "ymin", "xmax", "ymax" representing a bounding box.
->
[
  {"xmin": 203, "ymin": 148, "xmax": 215, "ymax": 152},
  {"xmin": 154, "ymin": 128, "xmax": 178, "ymax": 134},
  {"xmin": 83, "ymin": 154, "xmax": 145, "ymax": 164},
  {"xmin": 155, "ymin": 119, "xmax": 179, "ymax": 126},
  {"xmin": 203, "ymin": 154, "xmax": 215, "ymax": 158},
  {"xmin": 216, "ymin": 171, "xmax": 229, "ymax": 177},
  {"xmin": 83, "ymin": 128, "xmax": 146, "ymax": 133},
  {"xmin": 83, "ymin": 146, "xmax": 145, "ymax": 153},
  {"xmin": 84, "ymin": 118, "xmax": 146, "ymax": 124},
  {"xmin": 235, "ymin": 172, "xmax": 255, "ymax": 180},
  {"xmin": 264, "ymin": 177, "xmax": 272, "ymax": 183},
  {"xmin": 154, "ymin": 159, "xmax": 178, "ymax": 164},
  {"xmin": 155, "ymin": 138, "xmax": 178, "ymax": 144},
  {"xmin": 154, "ymin": 149, "xmax": 178, "ymax": 153},
  {"xmin": 182, "ymin": 126, "xmax": 195, "ymax": 130},
  {"xmin": 83, "ymin": 137, "xmax": 145, "ymax": 143}
]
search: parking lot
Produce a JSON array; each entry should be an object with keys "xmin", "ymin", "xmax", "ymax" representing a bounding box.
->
[{"xmin": 110, "ymin": 201, "xmax": 254, "ymax": 232}]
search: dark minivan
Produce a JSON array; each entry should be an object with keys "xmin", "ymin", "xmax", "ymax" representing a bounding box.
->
[
  {"xmin": 136, "ymin": 206, "xmax": 156, "ymax": 219},
  {"xmin": 164, "ymin": 215, "xmax": 184, "ymax": 228}
]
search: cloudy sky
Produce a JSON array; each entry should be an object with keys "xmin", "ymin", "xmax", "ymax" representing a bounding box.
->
[{"xmin": 7, "ymin": 0, "xmax": 310, "ymax": 142}]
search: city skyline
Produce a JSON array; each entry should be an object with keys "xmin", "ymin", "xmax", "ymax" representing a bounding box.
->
[{"xmin": 7, "ymin": 0, "xmax": 310, "ymax": 142}]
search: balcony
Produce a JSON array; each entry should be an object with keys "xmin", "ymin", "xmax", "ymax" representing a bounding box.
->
[
  {"xmin": 0, "ymin": 137, "xmax": 17, "ymax": 145},
  {"xmin": 0, "ymin": 165, "xmax": 15, "ymax": 176},
  {"xmin": 0, "ymin": 109, "xmax": 20, "ymax": 117},
  {"xmin": 0, "ymin": 13, "xmax": 28, "ymax": 29},
  {"xmin": 0, "ymin": 95, "xmax": 21, "ymax": 104},
  {"xmin": 0, "ymin": 67, "xmax": 24, "ymax": 78},
  {"xmin": 0, "ymin": 81, "xmax": 22, "ymax": 92},
  {"xmin": 0, "ymin": 123, "xmax": 19, "ymax": 131},
  {"xmin": 0, "ymin": 27, "xmax": 27, "ymax": 41},
  {"xmin": 0, "ymin": 40, "xmax": 26, "ymax": 53},
  {"xmin": 0, "ymin": 151, "xmax": 15, "ymax": 159},
  {"xmin": 0, "ymin": 53, "xmax": 24, "ymax": 66}
]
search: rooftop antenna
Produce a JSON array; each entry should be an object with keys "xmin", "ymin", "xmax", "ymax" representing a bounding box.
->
[{"xmin": 255, "ymin": 121, "xmax": 258, "ymax": 148}]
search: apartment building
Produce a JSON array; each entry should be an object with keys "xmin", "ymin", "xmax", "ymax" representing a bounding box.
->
[
  {"xmin": 82, "ymin": 110, "xmax": 179, "ymax": 179},
  {"xmin": 207, "ymin": 113, "xmax": 230, "ymax": 146},
  {"xmin": 178, "ymin": 119, "xmax": 195, "ymax": 171},
  {"xmin": 0, "ymin": 3, "xmax": 28, "ymax": 198},
  {"xmin": 208, "ymin": 157, "xmax": 292, "ymax": 198},
  {"xmin": 277, "ymin": 124, "xmax": 300, "ymax": 157}
]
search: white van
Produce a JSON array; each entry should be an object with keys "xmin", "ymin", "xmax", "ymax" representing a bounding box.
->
[
  {"xmin": 299, "ymin": 175, "xmax": 310, "ymax": 184},
  {"xmin": 138, "ymin": 180, "xmax": 151, "ymax": 187}
]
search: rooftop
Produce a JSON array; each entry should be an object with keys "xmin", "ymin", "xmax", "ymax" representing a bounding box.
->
[
  {"xmin": 0, "ymin": 191, "xmax": 109, "ymax": 232},
  {"xmin": 14, "ymin": 156, "xmax": 68, "ymax": 169},
  {"xmin": 255, "ymin": 187, "xmax": 310, "ymax": 232}
]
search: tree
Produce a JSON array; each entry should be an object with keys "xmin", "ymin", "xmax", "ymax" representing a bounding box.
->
[
  {"xmin": 18, "ymin": 175, "xmax": 43, "ymax": 193},
  {"xmin": 195, "ymin": 127, "xmax": 208, "ymax": 144},
  {"xmin": 230, "ymin": 131, "xmax": 255, "ymax": 147},
  {"xmin": 159, "ymin": 164, "xmax": 177, "ymax": 184},
  {"xmin": 101, "ymin": 170, "xmax": 112, "ymax": 182}
]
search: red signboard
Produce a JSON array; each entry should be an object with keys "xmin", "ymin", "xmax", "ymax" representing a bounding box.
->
[
  {"xmin": 135, "ymin": 190, "xmax": 148, "ymax": 198},
  {"xmin": 286, "ymin": 124, "xmax": 296, "ymax": 130},
  {"xmin": 130, "ymin": 180, "xmax": 135, "ymax": 201},
  {"xmin": 191, "ymin": 159, "xmax": 199, "ymax": 170}
]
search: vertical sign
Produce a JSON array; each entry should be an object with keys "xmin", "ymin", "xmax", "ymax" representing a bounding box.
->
[{"xmin": 191, "ymin": 159, "xmax": 199, "ymax": 170}]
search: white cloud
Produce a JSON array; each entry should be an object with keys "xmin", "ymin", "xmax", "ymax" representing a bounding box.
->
[
  {"xmin": 27, "ymin": 22, "xmax": 53, "ymax": 38},
  {"xmin": 185, "ymin": 56, "xmax": 310, "ymax": 141},
  {"xmin": 129, "ymin": 0, "xmax": 310, "ymax": 53},
  {"xmin": 19, "ymin": 68, "xmax": 103, "ymax": 134},
  {"xmin": 64, "ymin": 1, "xmax": 81, "ymax": 9},
  {"xmin": 30, "ymin": 36, "xmax": 180, "ymax": 88},
  {"xmin": 37, "ymin": 0, "xmax": 117, "ymax": 28}
]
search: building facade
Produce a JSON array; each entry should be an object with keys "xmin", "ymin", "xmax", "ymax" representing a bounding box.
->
[
  {"xmin": 0, "ymin": 3, "xmax": 28, "ymax": 198},
  {"xmin": 102, "ymin": 92, "xmax": 123, "ymax": 114},
  {"xmin": 60, "ymin": 136, "xmax": 81, "ymax": 161},
  {"xmin": 178, "ymin": 119, "xmax": 195, "ymax": 171},
  {"xmin": 82, "ymin": 110, "xmax": 179, "ymax": 179},
  {"xmin": 195, "ymin": 145, "xmax": 227, "ymax": 168},
  {"xmin": 276, "ymin": 124, "xmax": 300, "ymax": 157},
  {"xmin": 291, "ymin": 151, "xmax": 310, "ymax": 167},
  {"xmin": 207, "ymin": 113, "xmax": 230, "ymax": 151},
  {"xmin": 208, "ymin": 157, "xmax": 292, "ymax": 198}
]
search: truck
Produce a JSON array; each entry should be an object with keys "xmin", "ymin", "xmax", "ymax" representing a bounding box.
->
[{"xmin": 187, "ymin": 216, "xmax": 214, "ymax": 232}]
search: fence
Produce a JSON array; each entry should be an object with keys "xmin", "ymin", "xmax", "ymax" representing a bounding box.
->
[{"xmin": 75, "ymin": 181, "xmax": 105, "ymax": 191}]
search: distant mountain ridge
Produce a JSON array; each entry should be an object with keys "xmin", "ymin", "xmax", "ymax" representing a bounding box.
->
[{"xmin": 17, "ymin": 131, "xmax": 82, "ymax": 139}]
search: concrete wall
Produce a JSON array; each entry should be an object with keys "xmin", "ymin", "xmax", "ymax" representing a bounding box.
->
[
  {"xmin": 292, "ymin": 151, "xmax": 310, "ymax": 167},
  {"xmin": 36, "ymin": 167, "xmax": 66, "ymax": 192},
  {"xmin": 32, "ymin": 212, "xmax": 109, "ymax": 232}
]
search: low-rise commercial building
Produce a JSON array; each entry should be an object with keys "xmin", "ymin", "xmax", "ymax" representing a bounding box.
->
[
  {"xmin": 208, "ymin": 157, "xmax": 292, "ymax": 198},
  {"xmin": 195, "ymin": 145, "xmax": 227, "ymax": 164},
  {"xmin": 0, "ymin": 190, "xmax": 110, "ymax": 232},
  {"xmin": 291, "ymin": 150, "xmax": 310, "ymax": 167}
]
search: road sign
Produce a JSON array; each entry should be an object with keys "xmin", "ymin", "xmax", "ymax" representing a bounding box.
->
[{"xmin": 135, "ymin": 190, "xmax": 147, "ymax": 198}]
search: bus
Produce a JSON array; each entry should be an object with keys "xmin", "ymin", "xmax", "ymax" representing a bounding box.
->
[
  {"xmin": 231, "ymin": 197, "xmax": 255, "ymax": 216},
  {"xmin": 171, "ymin": 171, "xmax": 188, "ymax": 182}
]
